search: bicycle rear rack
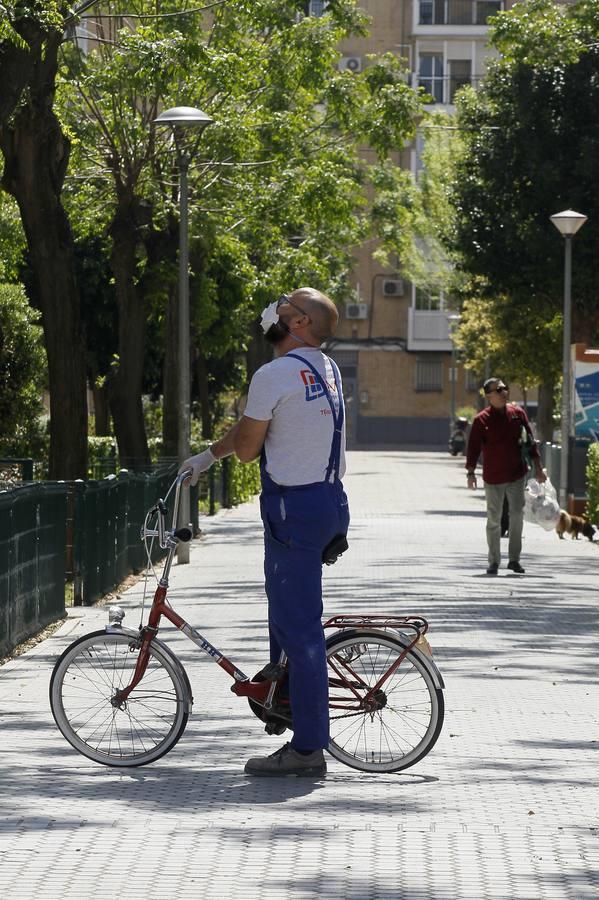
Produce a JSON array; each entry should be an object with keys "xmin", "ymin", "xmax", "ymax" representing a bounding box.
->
[
  {"xmin": 322, "ymin": 614, "xmax": 432, "ymax": 656},
  {"xmin": 323, "ymin": 614, "xmax": 428, "ymax": 635}
]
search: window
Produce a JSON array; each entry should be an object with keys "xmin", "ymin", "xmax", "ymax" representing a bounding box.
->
[
  {"xmin": 466, "ymin": 369, "xmax": 480, "ymax": 393},
  {"xmin": 447, "ymin": 1, "xmax": 472, "ymax": 25},
  {"xmin": 476, "ymin": 1, "xmax": 502, "ymax": 25},
  {"xmin": 419, "ymin": 0, "xmax": 502, "ymax": 26},
  {"xmin": 415, "ymin": 288, "xmax": 445, "ymax": 311},
  {"xmin": 416, "ymin": 357, "xmax": 443, "ymax": 392},
  {"xmin": 449, "ymin": 59, "xmax": 472, "ymax": 102},
  {"xmin": 419, "ymin": 0, "xmax": 445, "ymax": 25},
  {"xmin": 307, "ymin": 0, "xmax": 328, "ymax": 16},
  {"xmin": 419, "ymin": 54, "xmax": 444, "ymax": 104}
]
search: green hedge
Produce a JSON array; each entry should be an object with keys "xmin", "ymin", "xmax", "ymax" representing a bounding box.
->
[
  {"xmin": 88, "ymin": 435, "xmax": 261, "ymax": 510},
  {"xmin": 227, "ymin": 456, "xmax": 261, "ymax": 506},
  {"xmin": 586, "ymin": 443, "xmax": 599, "ymax": 523},
  {"xmin": 88, "ymin": 436, "xmax": 118, "ymax": 478}
]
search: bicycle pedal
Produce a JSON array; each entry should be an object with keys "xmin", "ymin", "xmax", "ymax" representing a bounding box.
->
[{"xmin": 264, "ymin": 721, "xmax": 287, "ymax": 736}]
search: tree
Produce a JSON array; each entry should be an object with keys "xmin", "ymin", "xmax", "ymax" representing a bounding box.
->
[
  {"xmin": 0, "ymin": 1, "xmax": 90, "ymax": 478},
  {"xmin": 57, "ymin": 0, "xmax": 423, "ymax": 463},
  {"xmin": 450, "ymin": 0, "xmax": 599, "ymax": 438},
  {"xmin": 371, "ymin": 112, "xmax": 463, "ymax": 298}
]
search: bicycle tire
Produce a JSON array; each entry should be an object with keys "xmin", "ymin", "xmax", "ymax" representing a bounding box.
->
[
  {"xmin": 50, "ymin": 630, "xmax": 190, "ymax": 767},
  {"xmin": 326, "ymin": 629, "xmax": 444, "ymax": 773}
]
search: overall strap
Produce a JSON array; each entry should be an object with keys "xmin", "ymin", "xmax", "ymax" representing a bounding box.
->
[{"xmin": 287, "ymin": 352, "xmax": 344, "ymax": 482}]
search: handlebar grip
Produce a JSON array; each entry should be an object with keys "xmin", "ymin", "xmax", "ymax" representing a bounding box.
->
[{"xmin": 173, "ymin": 527, "xmax": 192, "ymax": 543}]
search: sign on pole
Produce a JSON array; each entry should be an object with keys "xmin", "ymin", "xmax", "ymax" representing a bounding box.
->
[{"xmin": 573, "ymin": 343, "xmax": 599, "ymax": 441}]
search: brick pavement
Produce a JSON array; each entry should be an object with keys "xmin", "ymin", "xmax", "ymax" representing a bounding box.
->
[{"xmin": 0, "ymin": 451, "xmax": 598, "ymax": 899}]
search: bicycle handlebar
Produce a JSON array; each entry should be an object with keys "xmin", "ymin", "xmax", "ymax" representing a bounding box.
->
[{"xmin": 141, "ymin": 470, "xmax": 194, "ymax": 550}]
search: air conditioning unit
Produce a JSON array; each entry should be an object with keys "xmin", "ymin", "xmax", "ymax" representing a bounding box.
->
[
  {"xmin": 382, "ymin": 278, "xmax": 405, "ymax": 297},
  {"xmin": 339, "ymin": 56, "xmax": 362, "ymax": 73},
  {"xmin": 345, "ymin": 302, "xmax": 369, "ymax": 320}
]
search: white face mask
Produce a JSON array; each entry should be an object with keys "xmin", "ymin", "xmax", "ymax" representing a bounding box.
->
[{"xmin": 260, "ymin": 301, "xmax": 279, "ymax": 334}]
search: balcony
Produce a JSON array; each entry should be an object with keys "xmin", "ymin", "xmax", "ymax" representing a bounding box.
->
[
  {"xmin": 414, "ymin": 0, "xmax": 503, "ymax": 34},
  {"xmin": 407, "ymin": 309, "xmax": 453, "ymax": 351}
]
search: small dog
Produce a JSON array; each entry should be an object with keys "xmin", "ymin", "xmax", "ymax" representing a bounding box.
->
[{"xmin": 556, "ymin": 510, "xmax": 596, "ymax": 541}]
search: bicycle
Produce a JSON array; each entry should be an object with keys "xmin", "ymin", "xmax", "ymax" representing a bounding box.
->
[{"xmin": 50, "ymin": 472, "xmax": 445, "ymax": 773}]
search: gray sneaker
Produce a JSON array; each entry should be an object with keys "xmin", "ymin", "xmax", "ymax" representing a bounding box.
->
[{"xmin": 245, "ymin": 743, "xmax": 326, "ymax": 777}]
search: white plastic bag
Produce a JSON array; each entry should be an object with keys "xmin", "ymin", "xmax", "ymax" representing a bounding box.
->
[{"xmin": 524, "ymin": 477, "xmax": 560, "ymax": 531}]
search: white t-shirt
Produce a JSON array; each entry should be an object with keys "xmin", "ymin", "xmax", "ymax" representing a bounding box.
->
[{"xmin": 244, "ymin": 347, "xmax": 346, "ymax": 486}]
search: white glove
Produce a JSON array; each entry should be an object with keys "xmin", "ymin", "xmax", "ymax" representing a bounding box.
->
[{"xmin": 179, "ymin": 448, "xmax": 216, "ymax": 486}]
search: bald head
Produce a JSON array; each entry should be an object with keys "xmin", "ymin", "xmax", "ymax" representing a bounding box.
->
[{"xmin": 290, "ymin": 287, "xmax": 338, "ymax": 345}]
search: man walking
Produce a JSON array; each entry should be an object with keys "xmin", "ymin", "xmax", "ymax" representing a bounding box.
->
[
  {"xmin": 180, "ymin": 288, "xmax": 349, "ymax": 777},
  {"xmin": 466, "ymin": 377, "xmax": 545, "ymax": 575}
]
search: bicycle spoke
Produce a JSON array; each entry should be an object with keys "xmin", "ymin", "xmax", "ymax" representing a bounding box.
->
[
  {"xmin": 327, "ymin": 633, "xmax": 442, "ymax": 772},
  {"xmin": 52, "ymin": 632, "xmax": 187, "ymax": 765}
]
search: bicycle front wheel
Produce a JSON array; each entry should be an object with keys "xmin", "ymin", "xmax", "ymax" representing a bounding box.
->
[
  {"xmin": 50, "ymin": 630, "xmax": 189, "ymax": 767},
  {"xmin": 326, "ymin": 629, "xmax": 444, "ymax": 773}
]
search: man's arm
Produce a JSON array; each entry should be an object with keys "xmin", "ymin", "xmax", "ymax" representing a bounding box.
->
[
  {"xmin": 205, "ymin": 415, "xmax": 270, "ymax": 462},
  {"xmin": 519, "ymin": 409, "xmax": 546, "ymax": 482},
  {"xmin": 465, "ymin": 418, "xmax": 482, "ymax": 488},
  {"xmin": 232, "ymin": 416, "xmax": 270, "ymax": 462},
  {"xmin": 179, "ymin": 417, "xmax": 270, "ymax": 485}
]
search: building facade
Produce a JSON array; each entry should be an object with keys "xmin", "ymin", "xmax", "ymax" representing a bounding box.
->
[{"xmin": 313, "ymin": 0, "xmax": 517, "ymax": 447}]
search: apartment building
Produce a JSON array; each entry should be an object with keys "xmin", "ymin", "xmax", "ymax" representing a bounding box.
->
[{"xmin": 309, "ymin": 0, "xmax": 516, "ymax": 447}]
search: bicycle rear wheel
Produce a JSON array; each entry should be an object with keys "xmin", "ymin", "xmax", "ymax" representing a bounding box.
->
[
  {"xmin": 50, "ymin": 630, "xmax": 189, "ymax": 767},
  {"xmin": 326, "ymin": 629, "xmax": 444, "ymax": 773}
]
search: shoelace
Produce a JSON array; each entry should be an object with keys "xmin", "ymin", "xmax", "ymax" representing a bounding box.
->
[{"xmin": 269, "ymin": 742, "xmax": 291, "ymax": 760}]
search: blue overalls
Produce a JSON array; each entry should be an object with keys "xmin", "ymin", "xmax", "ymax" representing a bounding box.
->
[{"xmin": 259, "ymin": 353, "xmax": 350, "ymax": 751}]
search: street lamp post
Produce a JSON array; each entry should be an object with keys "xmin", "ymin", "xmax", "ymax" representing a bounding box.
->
[
  {"xmin": 154, "ymin": 106, "xmax": 214, "ymax": 563},
  {"xmin": 550, "ymin": 209, "xmax": 588, "ymax": 509}
]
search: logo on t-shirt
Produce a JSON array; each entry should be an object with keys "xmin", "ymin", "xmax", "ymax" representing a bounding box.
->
[{"xmin": 300, "ymin": 369, "xmax": 326, "ymax": 401}]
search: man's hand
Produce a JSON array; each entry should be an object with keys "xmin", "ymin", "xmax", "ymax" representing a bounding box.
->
[
  {"xmin": 467, "ymin": 472, "xmax": 477, "ymax": 490},
  {"xmin": 178, "ymin": 448, "xmax": 216, "ymax": 487},
  {"xmin": 535, "ymin": 465, "xmax": 547, "ymax": 484}
]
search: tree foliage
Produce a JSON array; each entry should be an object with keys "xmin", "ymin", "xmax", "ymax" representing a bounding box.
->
[
  {"xmin": 0, "ymin": 282, "xmax": 47, "ymax": 452},
  {"xmin": 56, "ymin": 0, "xmax": 423, "ymax": 456},
  {"xmin": 372, "ymin": 114, "xmax": 463, "ymax": 296},
  {"xmin": 0, "ymin": 192, "xmax": 26, "ymax": 282},
  {"xmin": 451, "ymin": 0, "xmax": 599, "ymax": 387}
]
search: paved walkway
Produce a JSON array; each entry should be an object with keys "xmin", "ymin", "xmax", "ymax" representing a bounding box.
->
[{"xmin": 1, "ymin": 451, "xmax": 598, "ymax": 899}]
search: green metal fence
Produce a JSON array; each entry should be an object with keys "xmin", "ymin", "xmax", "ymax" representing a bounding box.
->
[
  {"xmin": 0, "ymin": 482, "xmax": 67, "ymax": 658},
  {"xmin": 71, "ymin": 465, "xmax": 180, "ymax": 606},
  {"xmin": 1, "ymin": 456, "xmax": 260, "ymax": 655}
]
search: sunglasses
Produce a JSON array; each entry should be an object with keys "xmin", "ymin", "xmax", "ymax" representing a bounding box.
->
[
  {"xmin": 489, "ymin": 385, "xmax": 508, "ymax": 394},
  {"xmin": 276, "ymin": 293, "xmax": 309, "ymax": 319}
]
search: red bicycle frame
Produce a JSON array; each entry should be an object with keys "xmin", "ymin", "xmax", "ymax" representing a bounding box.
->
[{"xmin": 113, "ymin": 475, "xmax": 432, "ymax": 714}]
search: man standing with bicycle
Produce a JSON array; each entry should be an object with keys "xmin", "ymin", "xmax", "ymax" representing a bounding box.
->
[{"xmin": 180, "ymin": 288, "xmax": 349, "ymax": 777}]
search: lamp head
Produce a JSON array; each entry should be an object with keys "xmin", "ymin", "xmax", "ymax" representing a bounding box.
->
[
  {"xmin": 153, "ymin": 106, "xmax": 214, "ymax": 131},
  {"xmin": 550, "ymin": 209, "xmax": 588, "ymax": 237}
]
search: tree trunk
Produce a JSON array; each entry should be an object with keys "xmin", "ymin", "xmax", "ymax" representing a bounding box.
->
[
  {"xmin": 246, "ymin": 318, "xmax": 273, "ymax": 384},
  {"xmin": 92, "ymin": 381, "xmax": 111, "ymax": 436},
  {"xmin": 108, "ymin": 199, "xmax": 150, "ymax": 471},
  {"xmin": 0, "ymin": 20, "xmax": 42, "ymax": 128},
  {"xmin": 136, "ymin": 219, "xmax": 179, "ymax": 459},
  {"xmin": 537, "ymin": 381, "xmax": 555, "ymax": 444},
  {"xmin": 0, "ymin": 32, "xmax": 87, "ymax": 480}
]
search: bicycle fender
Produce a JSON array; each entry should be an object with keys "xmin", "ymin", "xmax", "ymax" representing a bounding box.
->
[
  {"xmin": 394, "ymin": 630, "xmax": 445, "ymax": 690},
  {"xmin": 106, "ymin": 623, "xmax": 194, "ymax": 711},
  {"xmin": 325, "ymin": 627, "xmax": 445, "ymax": 691}
]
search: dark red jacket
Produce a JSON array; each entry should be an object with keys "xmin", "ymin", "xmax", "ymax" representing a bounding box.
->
[{"xmin": 465, "ymin": 403, "xmax": 540, "ymax": 484}]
